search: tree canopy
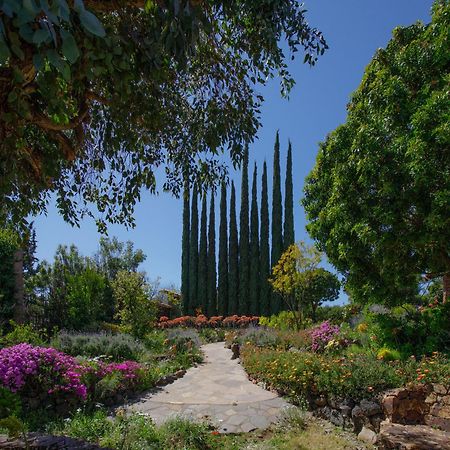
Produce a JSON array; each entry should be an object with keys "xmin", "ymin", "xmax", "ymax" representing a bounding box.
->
[
  {"xmin": 303, "ymin": 1, "xmax": 450, "ymax": 305},
  {"xmin": 0, "ymin": 0, "xmax": 327, "ymax": 230},
  {"xmin": 270, "ymin": 242, "xmax": 339, "ymax": 329}
]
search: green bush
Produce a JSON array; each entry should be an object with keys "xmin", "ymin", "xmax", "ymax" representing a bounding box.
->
[
  {"xmin": 0, "ymin": 387, "xmax": 21, "ymax": 419},
  {"xmin": 198, "ymin": 328, "xmax": 226, "ymax": 343},
  {"xmin": 51, "ymin": 331, "xmax": 146, "ymax": 361},
  {"xmin": 0, "ymin": 321, "xmax": 45, "ymax": 348},
  {"xmin": 49, "ymin": 410, "xmax": 215, "ymax": 450},
  {"xmin": 260, "ymin": 311, "xmax": 312, "ymax": 331},
  {"xmin": 238, "ymin": 327, "xmax": 281, "ymax": 348},
  {"xmin": 365, "ymin": 302, "xmax": 450, "ymax": 356},
  {"xmin": 166, "ymin": 329, "xmax": 201, "ymax": 351},
  {"xmin": 241, "ymin": 344, "xmax": 450, "ymax": 402}
]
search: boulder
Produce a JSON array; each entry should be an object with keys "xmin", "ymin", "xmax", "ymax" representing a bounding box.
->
[{"xmin": 378, "ymin": 421, "xmax": 450, "ymax": 450}]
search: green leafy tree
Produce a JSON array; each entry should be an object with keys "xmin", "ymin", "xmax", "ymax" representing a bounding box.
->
[
  {"xmin": 217, "ymin": 182, "xmax": 228, "ymax": 315},
  {"xmin": 303, "ymin": 2, "xmax": 450, "ymax": 305},
  {"xmin": 207, "ymin": 194, "xmax": 217, "ymax": 316},
  {"xmin": 181, "ymin": 179, "xmax": 190, "ymax": 314},
  {"xmin": 270, "ymin": 242, "xmax": 337, "ymax": 330},
  {"xmin": 188, "ymin": 185, "xmax": 199, "ymax": 313},
  {"xmin": 271, "ymin": 131, "xmax": 283, "ymax": 314},
  {"xmin": 283, "ymin": 141, "xmax": 295, "ymax": 250},
  {"xmin": 0, "ymin": 1, "xmax": 327, "ymax": 230},
  {"xmin": 0, "ymin": 229, "xmax": 19, "ymax": 325},
  {"xmin": 111, "ymin": 270, "xmax": 156, "ymax": 338},
  {"xmin": 65, "ymin": 266, "xmax": 110, "ymax": 330},
  {"xmin": 228, "ymin": 182, "xmax": 239, "ymax": 315},
  {"xmin": 94, "ymin": 237, "xmax": 146, "ymax": 280},
  {"xmin": 198, "ymin": 194, "xmax": 208, "ymax": 313},
  {"xmin": 249, "ymin": 163, "xmax": 260, "ymax": 315},
  {"xmin": 259, "ymin": 161, "xmax": 271, "ymax": 316},
  {"xmin": 239, "ymin": 147, "xmax": 249, "ymax": 314},
  {"xmin": 306, "ymin": 268, "xmax": 340, "ymax": 322}
]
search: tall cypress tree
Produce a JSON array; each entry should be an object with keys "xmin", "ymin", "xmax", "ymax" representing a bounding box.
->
[
  {"xmin": 181, "ymin": 178, "xmax": 190, "ymax": 314},
  {"xmin": 260, "ymin": 161, "xmax": 271, "ymax": 316},
  {"xmin": 238, "ymin": 147, "xmax": 250, "ymax": 315},
  {"xmin": 271, "ymin": 131, "xmax": 283, "ymax": 314},
  {"xmin": 284, "ymin": 141, "xmax": 295, "ymax": 250},
  {"xmin": 198, "ymin": 194, "xmax": 208, "ymax": 313},
  {"xmin": 217, "ymin": 182, "xmax": 228, "ymax": 315},
  {"xmin": 188, "ymin": 185, "xmax": 199, "ymax": 314},
  {"xmin": 228, "ymin": 182, "xmax": 239, "ymax": 315},
  {"xmin": 249, "ymin": 163, "xmax": 260, "ymax": 315},
  {"xmin": 207, "ymin": 194, "xmax": 217, "ymax": 316}
]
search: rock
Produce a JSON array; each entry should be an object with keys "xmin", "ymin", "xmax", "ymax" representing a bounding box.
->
[
  {"xmin": 360, "ymin": 399, "xmax": 382, "ymax": 416},
  {"xmin": 358, "ymin": 426, "xmax": 378, "ymax": 445},
  {"xmin": 370, "ymin": 413, "xmax": 384, "ymax": 433},
  {"xmin": 378, "ymin": 421, "xmax": 450, "ymax": 450},
  {"xmin": 314, "ymin": 396, "xmax": 327, "ymax": 407},
  {"xmin": 175, "ymin": 369, "xmax": 186, "ymax": 378},
  {"xmin": 0, "ymin": 433, "xmax": 109, "ymax": 449},
  {"xmin": 352, "ymin": 405, "xmax": 370, "ymax": 433},
  {"xmin": 231, "ymin": 343, "xmax": 240, "ymax": 360},
  {"xmin": 433, "ymin": 384, "xmax": 447, "ymax": 395},
  {"xmin": 329, "ymin": 408, "xmax": 344, "ymax": 427},
  {"xmin": 425, "ymin": 414, "xmax": 450, "ymax": 432}
]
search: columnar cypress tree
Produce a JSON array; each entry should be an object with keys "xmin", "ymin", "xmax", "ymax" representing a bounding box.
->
[
  {"xmin": 181, "ymin": 178, "xmax": 190, "ymax": 314},
  {"xmin": 207, "ymin": 194, "xmax": 217, "ymax": 316},
  {"xmin": 271, "ymin": 131, "xmax": 283, "ymax": 314},
  {"xmin": 228, "ymin": 182, "xmax": 239, "ymax": 315},
  {"xmin": 249, "ymin": 163, "xmax": 260, "ymax": 315},
  {"xmin": 217, "ymin": 182, "xmax": 228, "ymax": 315},
  {"xmin": 188, "ymin": 185, "xmax": 199, "ymax": 314},
  {"xmin": 284, "ymin": 141, "xmax": 295, "ymax": 250},
  {"xmin": 260, "ymin": 161, "xmax": 271, "ymax": 316},
  {"xmin": 238, "ymin": 147, "xmax": 250, "ymax": 315},
  {"xmin": 198, "ymin": 194, "xmax": 208, "ymax": 313}
]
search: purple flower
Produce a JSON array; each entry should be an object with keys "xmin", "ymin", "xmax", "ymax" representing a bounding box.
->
[{"xmin": 310, "ymin": 321, "xmax": 340, "ymax": 352}]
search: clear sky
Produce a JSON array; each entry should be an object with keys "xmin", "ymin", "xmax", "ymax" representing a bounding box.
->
[{"xmin": 34, "ymin": 1, "xmax": 434, "ymax": 298}]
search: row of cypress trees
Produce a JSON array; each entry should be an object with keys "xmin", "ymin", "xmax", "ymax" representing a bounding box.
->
[{"xmin": 181, "ymin": 132, "xmax": 295, "ymax": 316}]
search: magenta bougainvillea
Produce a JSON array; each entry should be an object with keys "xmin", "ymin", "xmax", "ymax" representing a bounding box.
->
[
  {"xmin": 0, "ymin": 344, "xmax": 147, "ymax": 405},
  {"xmin": 310, "ymin": 321, "xmax": 340, "ymax": 352},
  {"xmin": 0, "ymin": 343, "xmax": 87, "ymax": 399}
]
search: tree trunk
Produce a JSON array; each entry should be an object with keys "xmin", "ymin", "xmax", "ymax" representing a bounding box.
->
[
  {"xmin": 13, "ymin": 249, "xmax": 26, "ymax": 324},
  {"xmin": 443, "ymin": 273, "xmax": 449, "ymax": 304}
]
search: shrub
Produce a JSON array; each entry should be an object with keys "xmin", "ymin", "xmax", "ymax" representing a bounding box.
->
[
  {"xmin": 0, "ymin": 321, "xmax": 45, "ymax": 347},
  {"xmin": 260, "ymin": 311, "xmax": 310, "ymax": 331},
  {"xmin": 166, "ymin": 329, "xmax": 201, "ymax": 351},
  {"xmin": 158, "ymin": 314, "xmax": 259, "ymax": 329},
  {"xmin": 241, "ymin": 344, "xmax": 450, "ymax": 403},
  {"xmin": 51, "ymin": 331, "xmax": 146, "ymax": 362},
  {"xmin": 310, "ymin": 321, "xmax": 340, "ymax": 352},
  {"xmin": 198, "ymin": 328, "xmax": 226, "ymax": 343},
  {"xmin": 50, "ymin": 410, "xmax": 215, "ymax": 450},
  {"xmin": 377, "ymin": 347, "xmax": 401, "ymax": 361},
  {"xmin": 0, "ymin": 387, "xmax": 21, "ymax": 419},
  {"xmin": 238, "ymin": 326, "xmax": 281, "ymax": 348},
  {"xmin": 365, "ymin": 302, "xmax": 450, "ymax": 356},
  {"xmin": 0, "ymin": 344, "xmax": 86, "ymax": 407}
]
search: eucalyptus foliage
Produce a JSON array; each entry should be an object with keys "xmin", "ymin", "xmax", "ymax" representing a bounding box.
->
[{"xmin": 0, "ymin": 0, "xmax": 327, "ymax": 230}]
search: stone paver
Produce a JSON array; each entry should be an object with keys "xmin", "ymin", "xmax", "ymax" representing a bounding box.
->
[{"xmin": 126, "ymin": 342, "xmax": 291, "ymax": 433}]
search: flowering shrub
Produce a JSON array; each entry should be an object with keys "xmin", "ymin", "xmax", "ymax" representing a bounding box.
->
[
  {"xmin": 158, "ymin": 315, "xmax": 259, "ymax": 329},
  {"xmin": 310, "ymin": 321, "xmax": 340, "ymax": 352},
  {"xmin": 241, "ymin": 344, "xmax": 450, "ymax": 402},
  {"xmin": 0, "ymin": 343, "xmax": 86, "ymax": 401}
]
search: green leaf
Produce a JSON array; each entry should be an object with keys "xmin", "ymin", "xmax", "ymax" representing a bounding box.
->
[
  {"xmin": 23, "ymin": 0, "xmax": 40, "ymax": 15},
  {"xmin": 32, "ymin": 53, "xmax": 44, "ymax": 71},
  {"xmin": 0, "ymin": 41, "xmax": 11, "ymax": 65},
  {"xmin": 32, "ymin": 28, "xmax": 50, "ymax": 45},
  {"xmin": 78, "ymin": 10, "xmax": 106, "ymax": 37},
  {"xmin": 73, "ymin": 0, "xmax": 85, "ymax": 13},
  {"xmin": 61, "ymin": 29, "xmax": 80, "ymax": 63}
]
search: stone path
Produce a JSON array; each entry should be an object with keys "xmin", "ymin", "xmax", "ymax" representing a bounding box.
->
[{"xmin": 126, "ymin": 342, "xmax": 291, "ymax": 433}]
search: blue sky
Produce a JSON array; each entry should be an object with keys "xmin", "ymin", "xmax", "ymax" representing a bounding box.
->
[{"xmin": 34, "ymin": 1, "xmax": 434, "ymax": 299}]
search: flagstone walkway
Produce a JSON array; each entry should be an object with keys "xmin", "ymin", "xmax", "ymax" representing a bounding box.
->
[{"xmin": 126, "ymin": 342, "xmax": 291, "ymax": 433}]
